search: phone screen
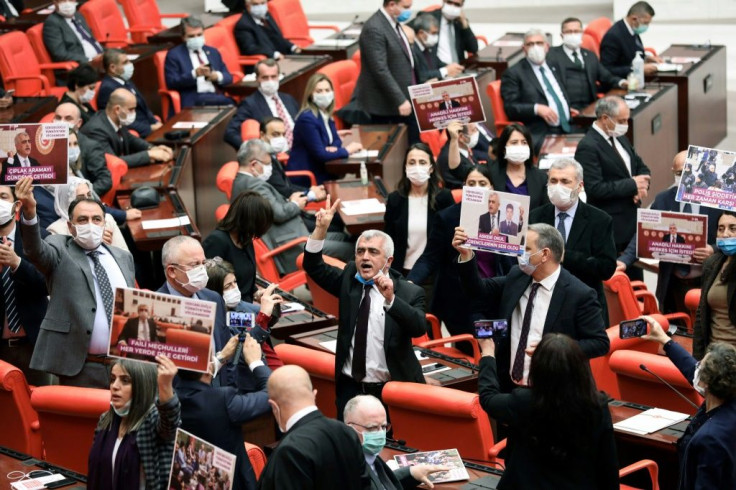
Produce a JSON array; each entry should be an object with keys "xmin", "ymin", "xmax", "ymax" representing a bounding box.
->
[
  {"xmin": 473, "ymin": 320, "xmax": 508, "ymax": 339},
  {"xmin": 226, "ymin": 311, "xmax": 255, "ymax": 330},
  {"xmin": 619, "ymin": 319, "xmax": 648, "ymax": 339}
]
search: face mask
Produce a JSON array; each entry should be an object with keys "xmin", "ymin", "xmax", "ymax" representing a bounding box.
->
[
  {"xmin": 397, "ymin": 8, "xmax": 412, "ymax": 23},
  {"xmin": 0, "ymin": 199, "xmax": 16, "ymax": 227},
  {"xmin": 223, "ymin": 288, "xmax": 241, "ymax": 308},
  {"xmin": 526, "ymin": 45, "xmax": 546, "ymax": 65},
  {"xmin": 260, "ymin": 80, "xmax": 279, "ymax": 96},
  {"xmin": 80, "ymin": 88, "xmax": 95, "ymax": 104},
  {"xmin": 406, "ymin": 165, "xmax": 431, "ymax": 185},
  {"xmin": 441, "ymin": 3, "xmax": 461, "ymax": 20},
  {"xmin": 717, "ymin": 237, "xmax": 736, "ymax": 256},
  {"xmin": 179, "ymin": 264, "xmax": 209, "ymax": 294},
  {"xmin": 257, "ymin": 162, "xmax": 273, "ymax": 181},
  {"xmin": 57, "ymin": 1, "xmax": 76, "ymax": 17},
  {"xmin": 547, "ymin": 183, "xmax": 578, "ymax": 209},
  {"xmin": 692, "ymin": 363, "xmax": 705, "ymax": 397},
  {"xmin": 119, "ymin": 109, "xmax": 136, "ymax": 127},
  {"xmin": 268, "ymin": 136, "xmax": 289, "ymax": 154},
  {"xmin": 467, "ymin": 131, "xmax": 479, "ymax": 149},
  {"xmin": 361, "ymin": 429, "xmax": 386, "ymax": 455},
  {"xmin": 518, "ymin": 250, "xmax": 542, "ymax": 275},
  {"xmin": 73, "ymin": 223, "xmax": 104, "ymax": 250},
  {"xmin": 562, "ymin": 33, "xmax": 582, "ymax": 50},
  {"xmin": 121, "ymin": 63, "xmax": 134, "ymax": 81},
  {"xmin": 186, "ymin": 35, "xmax": 205, "ymax": 52},
  {"xmin": 423, "ymin": 33, "xmax": 439, "ymax": 47},
  {"xmin": 505, "ymin": 145, "xmax": 530, "ymax": 164},
  {"xmin": 68, "ymin": 146, "xmax": 80, "ymax": 165},
  {"xmin": 313, "ymin": 92, "xmax": 334, "ymax": 110},
  {"xmin": 633, "ymin": 22, "xmax": 649, "ymax": 35},
  {"xmin": 606, "ymin": 117, "xmax": 628, "ymax": 138},
  {"xmin": 250, "ymin": 3, "xmax": 268, "ymax": 19},
  {"xmin": 673, "ymin": 174, "xmax": 682, "ymax": 188},
  {"xmin": 111, "ymin": 400, "xmax": 131, "ymax": 417}
]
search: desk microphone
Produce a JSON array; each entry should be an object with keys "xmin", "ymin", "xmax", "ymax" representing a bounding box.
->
[
  {"xmin": 639, "ymin": 363, "xmax": 700, "ymax": 411},
  {"xmin": 495, "ymin": 47, "xmax": 502, "ymax": 62}
]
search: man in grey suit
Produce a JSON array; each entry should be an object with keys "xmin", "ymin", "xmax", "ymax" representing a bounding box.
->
[
  {"xmin": 231, "ymin": 139, "xmax": 353, "ymax": 273},
  {"xmin": 16, "ymin": 176, "xmax": 135, "ymax": 388},
  {"xmin": 43, "ymin": 0, "xmax": 102, "ymax": 82}
]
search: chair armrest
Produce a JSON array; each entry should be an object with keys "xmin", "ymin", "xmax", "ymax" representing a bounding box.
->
[
  {"xmin": 31, "ymin": 420, "xmax": 40, "ymax": 431},
  {"xmin": 619, "ymin": 459, "xmax": 659, "ymax": 489},
  {"xmin": 276, "ymin": 270, "xmax": 307, "ymax": 292},
  {"xmin": 419, "ymin": 334, "xmax": 480, "ymax": 364},
  {"xmin": 38, "ymin": 61, "xmax": 78, "ymax": 71},
  {"xmin": 239, "ymin": 55, "xmax": 266, "ymax": 67},
  {"xmin": 127, "ymin": 26, "xmax": 159, "ymax": 35},
  {"xmin": 285, "ymin": 170, "xmax": 317, "ymax": 187},
  {"xmin": 488, "ymin": 438, "xmax": 507, "ymax": 463},
  {"xmin": 158, "ymin": 89, "xmax": 181, "ymax": 115},
  {"xmin": 633, "ymin": 289, "xmax": 658, "ymax": 314},
  {"xmin": 102, "ymin": 38, "xmax": 131, "ymax": 47},
  {"xmin": 160, "ymin": 12, "xmax": 189, "ymax": 19},
  {"xmin": 664, "ymin": 312, "xmax": 693, "ymax": 332},
  {"xmin": 260, "ymin": 236, "xmax": 308, "ymax": 260},
  {"xmin": 308, "ymin": 23, "xmax": 340, "ymax": 32},
  {"xmin": 644, "ymin": 47, "xmax": 658, "ymax": 57},
  {"xmin": 630, "ymin": 280, "xmax": 648, "ymax": 291}
]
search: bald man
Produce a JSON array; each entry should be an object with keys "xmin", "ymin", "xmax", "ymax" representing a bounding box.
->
[
  {"xmin": 53, "ymin": 102, "xmax": 83, "ymax": 130},
  {"xmin": 258, "ymin": 365, "xmax": 372, "ymax": 490}
]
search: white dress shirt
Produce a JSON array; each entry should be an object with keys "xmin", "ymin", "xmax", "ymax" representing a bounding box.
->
[
  {"xmin": 529, "ymin": 60, "xmax": 570, "ymax": 127},
  {"xmin": 261, "ymin": 89, "xmax": 295, "ymax": 129},
  {"xmin": 555, "ymin": 198, "xmax": 579, "ymax": 242},
  {"xmin": 404, "ymin": 195, "xmax": 428, "ymax": 270},
  {"xmin": 17, "ymin": 155, "xmax": 32, "ymax": 168},
  {"xmin": 187, "ymin": 48, "xmax": 222, "ymax": 94},
  {"xmin": 437, "ymin": 15, "xmax": 457, "ymax": 64},
  {"xmin": 136, "ymin": 318, "xmax": 150, "ymax": 340},
  {"xmin": 63, "ymin": 17, "xmax": 100, "ymax": 60},
  {"xmin": 284, "ymin": 405, "xmax": 319, "ymax": 432},
  {"xmin": 592, "ymin": 121, "xmax": 632, "ymax": 175}
]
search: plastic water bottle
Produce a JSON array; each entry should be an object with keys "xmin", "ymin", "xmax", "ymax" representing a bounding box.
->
[
  {"xmin": 630, "ymin": 51, "xmax": 645, "ymax": 91},
  {"xmin": 360, "ymin": 160, "xmax": 368, "ymax": 186}
]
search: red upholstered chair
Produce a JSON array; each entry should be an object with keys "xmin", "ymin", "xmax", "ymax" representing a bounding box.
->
[
  {"xmin": 582, "ymin": 32, "xmax": 600, "ymax": 58},
  {"xmin": 620, "ymin": 460, "xmax": 660, "ymax": 490},
  {"xmin": 216, "ymin": 161, "xmax": 239, "ymax": 200},
  {"xmin": 39, "ymin": 112, "xmax": 55, "ymax": 123},
  {"xmin": 451, "ymin": 188, "xmax": 462, "ymax": 203},
  {"xmin": 245, "ymin": 442, "xmax": 267, "ymax": 479},
  {"xmin": 413, "ymin": 314, "xmax": 481, "ymax": 365},
  {"xmin": 317, "ymin": 60, "xmax": 359, "ymax": 129},
  {"xmin": 274, "ymin": 343, "xmax": 337, "ymax": 418},
  {"xmin": 351, "ymin": 49, "xmax": 361, "ymax": 71},
  {"xmin": 117, "ymin": 0, "xmax": 187, "ymax": 44},
  {"xmin": 204, "ymin": 26, "xmax": 245, "ymax": 84},
  {"xmin": 240, "ymin": 118, "xmax": 261, "ymax": 146},
  {"xmin": 27, "ymin": 23, "xmax": 77, "ymax": 88},
  {"xmin": 101, "ymin": 154, "xmax": 129, "ymax": 206},
  {"xmin": 267, "ymin": 0, "xmax": 339, "ymax": 48},
  {"xmin": 165, "ymin": 330, "xmax": 212, "ymax": 371},
  {"xmin": 0, "ymin": 360, "xmax": 42, "ymax": 458},
  {"xmin": 253, "ymin": 237, "xmax": 308, "ymax": 292},
  {"xmin": 215, "ymin": 15, "xmax": 266, "ymax": 67},
  {"xmin": 419, "ymin": 129, "xmax": 447, "ymax": 159},
  {"xmin": 0, "ymin": 31, "xmax": 67, "ymax": 99},
  {"xmin": 89, "ymin": 80, "xmax": 102, "ymax": 111},
  {"xmin": 79, "ymin": 0, "xmax": 148, "ymax": 48},
  {"xmin": 382, "ymin": 381, "xmax": 506, "ymax": 463},
  {"xmin": 486, "ymin": 80, "xmax": 517, "ymax": 135},
  {"xmin": 684, "ymin": 288, "xmax": 700, "ymax": 332},
  {"xmin": 154, "ymin": 51, "xmax": 180, "ymax": 121},
  {"xmin": 30, "ymin": 386, "xmax": 111, "ymax": 474},
  {"xmin": 295, "ymin": 252, "xmax": 343, "ymax": 318},
  {"xmin": 584, "ymin": 17, "xmax": 612, "ymax": 45}
]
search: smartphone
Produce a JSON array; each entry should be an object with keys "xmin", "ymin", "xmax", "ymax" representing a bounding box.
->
[
  {"xmin": 619, "ymin": 319, "xmax": 648, "ymax": 339},
  {"xmin": 473, "ymin": 319, "xmax": 508, "ymax": 339},
  {"xmin": 226, "ymin": 311, "xmax": 255, "ymax": 329}
]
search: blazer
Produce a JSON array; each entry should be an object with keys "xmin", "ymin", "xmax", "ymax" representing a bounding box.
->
[
  {"xmin": 428, "ymin": 9, "xmax": 478, "ymax": 63},
  {"xmin": 354, "ymin": 9, "xmax": 414, "ymax": 117},
  {"xmin": 117, "ymin": 317, "xmax": 157, "ymax": 344},
  {"xmin": 478, "ymin": 211, "xmax": 499, "ymax": 234},
  {"xmin": 369, "ymin": 458, "xmax": 415, "ymax": 490},
  {"xmin": 488, "ymin": 161, "xmax": 550, "ymax": 211},
  {"xmin": 574, "ymin": 126, "xmax": 651, "ymax": 248},
  {"xmin": 0, "ymin": 0, "xmax": 22, "ymax": 18},
  {"xmin": 499, "ymin": 220, "xmax": 519, "ymax": 236},
  {"xmin": 501, "ymin": 59, "xmax": 571, "ymax": 150},
  {"xmin": 546, "ymin": 46, "xmax": 622, "ymax": 108},
  {"xmin": 201, "ymin": 228, "xmax": 257, "ymax": 303},
  {"xmin": 600, "ymin": 19, "xmax": 644, "ymax": 78},
  {"xmin": 382, "ymin": 188, "xmax": 455, "ymax": 272},
  {"xmin": 411, "ymin": 41, "xmax": 445, "ymax": 83},
  {"xmin": 302, "ymin": 248, "xmax": 427, "ymax": 388},
  {"xmin": 42, "ymin": 12, "xmax": 100, "ymax": 65},
  {"xmin": 224, "ymin": 90, "xmax": 299, "ymax": 150},
  {"xmin": 662, "ymin": 234, "xmax": 686, "ymax": 244},
  {"xmin": 1, "ymin": 156, "xmax": 40, "ymax": 184},
  {"xmin": 234, "ymin": 12, "xmax": 294, "ymax": 58},
  {"xmin": 288, "ymin": 110, "xmax": 347, "ymax": 184},
  {"xmin": 458, "ymin": 259, "xmax": 609, "ymax": 391},
  {"xmin": 22, "ymin": 221, "xmax": 135, "ymax": 377},
  {"xmin": 164, "ymin": 43, "xmax": 233, "ymax": 109},
  {"xmin": 97, "ymin": 75, "xmax": 158, "ymax": 138},
  {"xmin": 257, "ymin": 410, "xmax": 372, "ymax": 490},
  {"xmin": 693, "ymin": 252, "xmax": 736, "ymax": 360},
  {"xmin": 267, "ymin": 154, "xmax": 306, "ymax": 199},
  {"xmin": 177, "ymin": 366, "xmax": 271, "ymax": 490},
  {"xmin": 478, "ymin": 355, "xmax": 619, "ymax": 489}
]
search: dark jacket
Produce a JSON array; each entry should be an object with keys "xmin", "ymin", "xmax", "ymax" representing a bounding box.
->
[
  {"xmin": 428, "ymin": 9, "xmax": 478, "ymax": 63},
  {"xmin": 234, "ymin": 12, "xmax": 295, "ymax": 58},
  {"xmin": 599, "ymin": 19, "xmax": 645, "ymax": 78},
  {"xmin": 288, "ymin": 109, "xmax": 347, "ymax": 184},
  {"xmin": 163, "ymin": 43, "xmax": 234, "ymax": 109},
  {"xmin": 224, "ymin": 90, "xmax": 299, "ymax": 150},
  {"xmin": 42, "ymin": 12, "xmax": 101, "ymax": 65},
  {"xmin": 693, "ymin": 252, "xmax": 736, "ymax": 360},
  {"xmin": 97, "ymin": 75, "xmax": 158, "ymax": 138},
  {"xmin": 546, "ymin": 46, "xmax": 622, "ymax": 108},
  {"xmin": 117, "ymin": 317, "xmax": 157, "ymax": 344},
  {"xmin": 411, "ymin": 41, "xmax": 445, "ymax": 83}
]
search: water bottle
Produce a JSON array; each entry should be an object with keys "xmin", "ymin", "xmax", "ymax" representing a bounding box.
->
[
  {"xmin": 360, "ymin": 160, "xmax": 368, "ymax": 186},
  {"xmin": 630, "ymin": 51, "xmax": 645, "ymax": 91}
]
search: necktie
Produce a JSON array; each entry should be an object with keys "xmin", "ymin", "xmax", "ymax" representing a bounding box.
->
[
  {"xmin": 71, "ymin": 18, "xmax": 102, "ymax": 54},
  {"xmin": 682, "ymin": 203, "xmax": 693, "ymax": 214},
  {"xmin": 195, "ymin": 50, "xmax": 206, "ymax": 66},
  {"xmin": 271, "ymin": 96, "xmax": 293, "ymax": 147},
  {"xmin": 557, "ymin": 212, "xmax": 568, "ymax": 242},
  {"xmin": 539, "ymin": 67, "xmax": 570, "ymax": 132},
  {"xmin": 423, "ymin": 48, "xmax": 434, "ymax": 69},
  {"xmin": 87, "ymin": 251, "xmax": 114, "ymax": 323},
  {"xmin": 2, "ymin": 266, "xmax": 21, "ymax": 334},
  {"xmin": 608, "ymin": 137, "xmax": 630, "ymax": 174},
  {"xmin": 511, "ymin": 282, "xmax": 541, "ymax": 382},
  {"xmin": 374, "ymin": 460, "xmax": 392, "ymax": 489},
  {"xmin": 395, "ymin": 23, "xmax": 416, "ymax": 85},
  {"xmin": 352, "ymin": 284, "xmax": 372, "ymax": 381},
  {"xmin": 572, "ymin": 50, "xmax": 583, "ymax": 69}
]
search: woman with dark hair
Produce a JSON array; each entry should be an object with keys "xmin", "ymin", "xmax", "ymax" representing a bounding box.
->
[
  {"xmin": 478, "ymin": 333, "xmax": 618, "ymax": 489},
  {"xmin": 88, "ymin": 356, "xmax": 180, "ymax": 489},
  {"xmin": 60, "ymin": 63, "xmax": 98, "ymax": 125},
  {"xmin": 202, "ymin": 191, "xmax": 273, "ymax": 302},
  {"xmin": 694, "ymin": 211, "xmax": 736, "ymax": 359},
  {"xmin": 383, "ymin": 142, "xmax": 454, "ymax": 275}
]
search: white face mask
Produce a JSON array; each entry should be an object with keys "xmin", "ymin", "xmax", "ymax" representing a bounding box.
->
[
  {"xmin": 526, "ymin": 45, "xmax": 546, "ymax": 65},
  {"xmin": 121, "ymin": 63, "xmax": 134, "ymax": 81},
  {"xmin": 110, "ymin": 400, "xmax": 131, "ymax": 417},
  {"xmin": 73, "ymin": 223, "xmax": 104, "ymax": 250},
  {"xmin": 260, "ymin": 80, "xmax": 279, "ymax": 96},
  {"xmin": 547, "ymin": 183, "xmax": 578, "ymax": 209},
  {"xmin": 80, "ymin": 88, "xmax": 95, "ymax": 104},
  {"xmin": 119, "ymin": 109, "xmax": 136, "ymax": 127},
  {"xmin": 505, "ymin": 145, "xmax": 530, "ymax": 164},
  {"xmin": 466, "ymin": 131, "xmax": 479, "ymax": 149},
  {"xmin": 186, "ymin": 35, "xmax": 205, "ymax": 52},
  {"xmin": 406, "ymin": 165, "xmax": 431, "ymax": 185},
  {"xmin": 0, "ymin": 199, "xmax": 16, "ymax": 226},
  {"xmin": 313, "ymin": 92, "xmax": 334, "ymax": 110},
  {"xmin": 268, "ymin": 136, "xmax": 289, "ymax": 154},
  {"xmin": 562, "ymin": 33, "xmax": 583, "ymax": 50},
  {"xmin": 605, "ymin": 117, "xmax": 628, "ymax": 138},
  {"xmin": 57, "ymin": 1, "xmax": 76, "ymax": 17},
  {"xmin": 68, "ymin": 146, "xmax": 81, "ymax": 165},
  {"xmin": 423, "ymin": 33, "xmax": 439, "ymax": 47},
  {"xmin": 179, "ymin": 264, "xmax": 208, "ymax": 294},
  {"xmin": 258, "ymin": 162, "xmax": 273, "ymax": 181},
  {"xmin": 517, "ymin": 250, "xmax": 542, "ymax": 276},
  {"xmin": 693, "ymin": 363, "xmax": 706, "ymax": 397},
  {"xmin": 223, "ymin": 288, "xmax": 242, "ymax": 308},
  {"xmin": 250, "ymin": 3, "xmax": 268, "ymax": 18},
  {"xmin": 441, "ymin": 3, "xmax": 461, "ymax": 20}
]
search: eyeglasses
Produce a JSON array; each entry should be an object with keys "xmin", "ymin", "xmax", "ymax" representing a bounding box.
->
[
  {"xmin": 348, "ymin": 422, "xmax": 390, "ymax": 433},
  {"xmin": 170, "ymin": 262, "xmax": 205, "ymax": 270}
]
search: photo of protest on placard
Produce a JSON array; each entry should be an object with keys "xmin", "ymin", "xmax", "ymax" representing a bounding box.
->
[
  {"xmin": 409, "ymin": 76, "xmax": 486, "ymax": 132},
  {"xmin": 168, "ymin": 429, "xmax": 236, "ymax": 490},
  {"xmin": 676, "ymin": 145, "xmax": 736, "ymax": 211},
  {"xmin": 394, "ymin": 448, "xmax": 469, "ymax": 484},
  {"xmin": 0, "ymin": 123, "xmax": 68, "ymax": 185},
  {"xmin": 107, "ymin": 287, "xmax": 215, "ymax": 373},
  {"xmin": 636, "ymin": 209, "xmax": 708, "ymax": 265},
  {"xmin": 458, "ymin": 186, "xmax": 529, "ymax": 256}
]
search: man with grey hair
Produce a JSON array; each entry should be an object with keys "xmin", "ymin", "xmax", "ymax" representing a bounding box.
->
[
  {"xmin": 454, "ymin": 222, "xmax": 608, "ymax": 390},
  {"xmin": 231, "ymin": 139, "xmax": 352, "ymax": 273},
  {"xmin": 529, "ymin": 157, "xmax": 617, "ymax": 324},
  {"xmin": 411, "ymin": 12, "xmax": 464, "ymax": 83},
  {"xmin": 575, "ymin": 95, "xmax": 650, "ymax": 280},
  {"xmin": 1, "ymin": 131, "xmax": 39, "ymax": 184},
  {"xmin": 501, "ymin": 28, "xmax": 573, "ymax": 153},
  {"xmin": 304, "ymin": 196, "xmax": 427, "ymax": 419}
]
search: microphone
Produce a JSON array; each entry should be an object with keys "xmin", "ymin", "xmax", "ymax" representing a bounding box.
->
[
  {"xmin": 639, "ymin": 363, "xmax": 700, "ymax": 411},
  {"xmin": 495, "ymin": 47, "xmax": 503, "ymax": 62}
]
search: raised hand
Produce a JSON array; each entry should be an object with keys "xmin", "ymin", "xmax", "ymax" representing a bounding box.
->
[{"xmin": 312, "ymin": 194, "xmax": 341, "ymax": 240}]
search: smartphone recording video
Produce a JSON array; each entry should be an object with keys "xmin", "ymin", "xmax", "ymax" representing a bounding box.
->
[
  {"xmin": 473, "ymin": 319, "xmax": 509, "ymax": 339},
  {"xmin": 619, "ymin": 318, "xmax": 648, "ymax": 339}
]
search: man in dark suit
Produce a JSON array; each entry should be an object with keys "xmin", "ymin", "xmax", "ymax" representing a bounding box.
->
[
  {"xmin": 97, "ymin": 49, "xmax": 161, "ymax": 138},
  {"xmin": 440, "ymin": 91, "xmax": 461, "ymax": 110},
  {"xmin": 0, "ymin": 0, "xmax": 22, "ymax": 18},
  {"xmin": 501, "ymin": 29, "xmax": 573, "ymax": 153},
  {"xmin": 429, "ymin": 0, "xmax": 478, "ymax": 64},
  {"xmin": 234, "ymin": 0, "xmax": 301, "ymax": 60},
  {"xmin": 303, "ymin": 198, "xmax": 427, "ymax": 419},
  {"xmin": 16, "ymin": 177, "xmax": 135, "ymax": 388},
  {"xmin": 43, "ymin": 0, "xmax": 102, "ymax": 83},
  {"xmin": 164, "ymin": 16, "xmax": 234, "ymax": 110},
  {"xmin": 224, "ymin": 58, "xmax": 299, "ymax": 150},
  {"xmin": 600, "ymin": 1, "xmax": 661, "ymax": 78},
  {"xmin": 456, "ymin": 223, "xmax": 609, "ymax": 391},
  {"xmin": 258, "ymin": 365, "xmax": 372, "ymax": 490},
  {"xmin": 529, "ymin": 158, "xmax": 617, "ymax": 324},
  {"xmin": 177, "ymin": 334, "xmax": 271, "ymax": 490},
  {"xmin": 411, "ymin": 12, "xmax": 464, "ymax": 83},
  {"xmin": 0, "ymin": 185, "xmax": 51, "ymax": 386},
  {"xmin": 478, "ymin": 191, "xmax": 501, "ymax": 234},
  {"xmin": 499, "ymin": 203, "xmax": 519, "ymax": 236},
  {"xmin": 1, "ymin": 131, "xmax": 40, "ymax": 185},
  {"xmin": 662, "ymin": 224, "xmax": 686, "ymax": 244},
  {"xmin": 546, "ymin": 17, "xmax": 625, "ymax": 109},
  {"xmin": 81, "ymin": 88, "xmax": 173, "ymax": 196},
  {"xmin": 116, "ymin": 304, "xmax": 157, "ymax": 345}
]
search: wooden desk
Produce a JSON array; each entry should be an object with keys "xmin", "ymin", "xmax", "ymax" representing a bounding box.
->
[
  {"xmin": 325, "ymin": 124, "xmax": 408, "ymax": 193},
  {"xmin": 573, "ymin": 84, "xmax": 679, "ymax": 207},
  {"xmin": 324, "ymin": 179, "xmax": 384, "ymax": 235},
  {"xmin": 464, "ymin": 33, "xmax": 526, "ymax": 79},
  {"xmin": 0, "ymin": 96, "xmax": 57, "ymax": 123},
  {"xmin": 145, "ymin": 25, "xmax": 183, "ymax": 46},
  {"xmin": 301, "ymin": 23, "xmax": 361, "ymax": 61},
  {"xmin": 224, "ymin": 55, "xmax": 331, "ymax": 101},
  {"xmin": 0, "ymin": 11, "xmax": 48, "ymax": 31},
  {"xmin": 648, "ymin": 44, "xmax": 727, "ymax": 149},
  {"xmin": 0, "ymin": 446, "xmax": 86, "ymax": 490}
]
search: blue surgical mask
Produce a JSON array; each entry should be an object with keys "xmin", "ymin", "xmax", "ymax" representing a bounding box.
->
[
  {"xmin": 517, "ymin": 250, "xmax": 542, "ymax": 276},
  {"xmin": 397, "ymin": 8, "xmax": 412, "ymax": 23},
  {"xmin": 717, "ymin": 237, "xmax": 736, "ymax": 256},
  {"xmin": 354, "ymin": 260, "xmax": 389, "ymax": 286},
  {"xmin": 361, "ymin": 429, "xmax": 386, "ymax": 455}
]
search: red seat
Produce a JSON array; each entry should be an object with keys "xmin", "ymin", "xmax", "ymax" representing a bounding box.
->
[
  {"xmin": 39, "ymin": 112, "xmax": 55, "ymax": 123},
  {"xmin": 253, "ymin": 237, "xmax": 308, "ymax": 292},
  {"xmin": 101, "ymin": 153, "xmax": 129, "ymax": 206},
  {"xmin": 89, "ymin": 80, "xmax": 102, "ymax": 111},
  {"xmin": 582, "ymin": 32, "xmax": 600, "ymax": 58},
  {"xmin": 216, "ymin": 161, "xmax": 239, "ymax": 201},
  {"xmin": 296, "ymin": 252, "xmax": 343, "ymax": 318},
  {"xmin": 245, "ymin": 442, "xmax": 267, "ymax": 479},
  {"xmin": 154, "ymin": 51, "xmax": 180, "ymax": 121},
  {"xmin": 684, "ymin": 288, "xmax": 700, "ymax": 331},
  {"xmin": 118, "ymin": 0, "xmax": 187, "ymax": 44},
  {"xmin": 0, "ymin": 360, "xmax": 42, "ymax": 458},
  {"xmin": 30, "ymin": 385, "xmax": 110, "ymax": 474},
  {"xmin": 413, "ymin": 313, "xmax": 481, "ymax": 365},
  {"xmin": 584, "ymin": 17, "xmax": 612, "ymax": 45},
  {"xmin": 165, "ymin": 329, "xmax": 212, "ymax": 371},
  {"xmin": 0, "ymin": 31, "xmax": 67, "ymax": 99},
  {"xmin": 487, "ymin": 80, "xmax": 517, "ymax": 135},
  {"xmin": 419, "ymin": 129, "xmax": 447, "ymax": 159},
  {"xmin": 317, "ymin": 60, "xmax": 359, "ymax": 129},
  {"xmin": 240, "ymin": 118, "xmax": 261, "ymax": 147},
  {"xmin": 79, "ymin": 0, "xmax": 145, "ymax": 48},
  {"xmin": 274, "ymin": 343, "xmax": 337, "ymax": 418},
  {"xmin": 27, "ymin": 23, "xmax": 77, "ymax": 88},
  {"xmin": 451, "ymin": 188, "xmax": 462, "ymax": 203},
  {"xmin": 203, "ymin": 26, "xmax": 245, "ymax": 84},
  {"xmin": 267, "ymin": 0, "xmax": 339, "ymax": 48},
  {"xmin": 351, "ymin": 49, "xmax": 361, "ymax": 71},
  {"xmin": 620, "ymin": 459, "xmax": 660, "ymax": 490}
]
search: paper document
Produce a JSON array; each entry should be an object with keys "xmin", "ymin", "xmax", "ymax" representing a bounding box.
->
[
  {"xmin": 669, "ymin": 56, "xmax": 701, "ymax": 64},
  {"xmin": 656, "ymin": 63, "xmax": 683, "ymax": 72},
  {"xmin": 11, "ymin": 474, "xmax": 66, "ymax": 489},
  {"xmin": 141, "ymin": 216, "xmax": 191, "ymax": 230},
  {"xmin": 281, "ymin": 302, "xmax": 306, "ymax": 313},
  {"xmin": 172, "ymin": 121, "xmax": 208, "ymax": 129},
  {"xmin": 343, "ymin": 28, "xmax": 362, "ymax": 36},
  {"xmin": 313, "ymin": 39, "xmax": 356, "ymax": 47},
  {"xmin": 126, "ymin": 54, "xmax": 140, "ymax": 61},
  {"xmin": 492, "ymin": 40, "xmax": 523, "ymax": 47},
  {"xmin": 538, "ymin": 153, "xmax": 573, "ymax": 170},
  {"xmin": 341, "ymin": 198, "xmax": 386, "ymax": 215},
  {"xmin": 350, "ymin": 149, "xmax": 380, "ymax": 159},
  {"xmin": 394, "ymin": 449, "xmax": 469, "ymax": 483},
  {"xmin": 319, "ymin": 340, "xmax": 337, "ymax": 353},
  {"xmin": 614, "ymin": 408, "xmax": 689, "ymax": 435}
]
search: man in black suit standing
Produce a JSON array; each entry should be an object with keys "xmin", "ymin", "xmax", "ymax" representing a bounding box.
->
[
  {"xmin": 258, "ymin": 365, "xmax": 372, "ymax": 490},
  {"xmin": 1, "ymin": 131, "xmax": 40, "ymax": 184},
  {"xmin": 430, "ymin": 0, "xmax": 478, "ymax": 65},
  {"xmin": 546, "ymin": 17, "xmax": 625, "ymax": 109},
  {"xmin": 411, "ymin": 13, "xmax": 464, "ymax": 83},
  {"xmin": 529, "ymin": 158, "xmax": 617, "ymax": 324},
  {"xmin": 600, "ymin": 1, "xmax": 661, "ymax": 78},
  {"xmin": 455, "ymin": 223, "xmax": 609, "ymax": 391},
  {"xmin": 440, "ymin": 91, "xmax": 461, "ymax": 110},
  {"xmin": 501, "ymin": 29, "xmax": 573, "ymax": 153},
  {"xmin": 478, "ymin": 191, "xmax": 501, "ymax": 235},
  {"xmin": 43, "ymin": 0, "xmax": 102, "ymax": 82},
  {"xmin": 234, "ymin": 0, "xmax": 301, "ymax": 60},
  {"xmin": 0, "ymin": 0, "xmax": 22, "ymax": 18},
  {"xmin": 116, "ymin": 304, "xmax": 157, "ymax": 345},
  {"xmin": 303, "ymin": 197, "xmax": 427, "ymax": 419}
]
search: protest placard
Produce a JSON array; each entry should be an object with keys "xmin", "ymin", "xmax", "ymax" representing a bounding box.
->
[
  {"xmin": 409, "ymin": 76, "xmax": 486, "ymax": 132},
  {"xmin": 0, "ymin": 123, "xmax": 68, "ymax": 185},
  {"xmin": 676, "ymin": 145, "xmax": 736, "ymax": 211},
  {"xmin": 636, "ymin": 209, "xmax": 708, "ymax": 264},
  {"xmin": 168, "ymin": 429, "xmax": 236, "ymax": 490}
]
